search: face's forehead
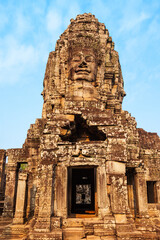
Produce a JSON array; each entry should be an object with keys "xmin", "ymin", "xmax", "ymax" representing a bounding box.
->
[{"xmin": 70, "ymin": 48, "xmax": 96, "ymax": 57}]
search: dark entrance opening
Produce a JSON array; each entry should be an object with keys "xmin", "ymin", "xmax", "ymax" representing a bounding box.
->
[
  {"xmin": 147, "ymin": 181, "xmax": 157, "ymax": 203},
  {"xmin": 126, "ymin": 168, "xmax": 137, "ymax": 217},
  {"xmin": 68, "ymin": 167, "xmax": 96, "ymax": 216}
]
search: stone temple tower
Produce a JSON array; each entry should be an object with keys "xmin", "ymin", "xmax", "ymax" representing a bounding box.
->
[{"xmin": 0, "ymin": 13, "xmax": 160, "ymax": 240}]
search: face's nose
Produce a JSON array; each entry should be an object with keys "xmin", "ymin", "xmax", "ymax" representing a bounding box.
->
[{"xmin": 78, "ymin": 60, "xmax": 87, "ymax": 68}]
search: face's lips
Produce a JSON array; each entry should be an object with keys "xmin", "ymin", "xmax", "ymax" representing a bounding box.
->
[{"xmin": 75, "ymin": 69, "xmax": 91, "ymax": 74}]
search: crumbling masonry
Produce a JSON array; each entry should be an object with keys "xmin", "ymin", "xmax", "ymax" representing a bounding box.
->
[{"xmin": 0, "ymin": 13, "xmax": 160, "ymax": 240}]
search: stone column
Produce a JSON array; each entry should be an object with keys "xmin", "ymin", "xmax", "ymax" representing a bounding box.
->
[
  {"xmin": 33, "ymin": 164, "xmax": 53, "ymax": 232},
  {"xmin": 107, "ymin": 161, "xmax": 127, "ymax": 214},
  {"xmin": 54, "ymin": 165, "xmax": 67, "ymax": 217},
  {"xmin": 13, "ymin": 172, "xmax": 28, "ymax": 224},
  {"xmin": 3, "ymin": 164, "xmax": 17, "ymax": 217},
  {"xmin": 26, "ymin": 176, "xmax": 35, "ymax": 219},
  {"xmin": 135, "ymin": 168, "xmax": 148, "ymax": 217},
  {"xmin": 156, "ymin": 181, "xmax": 160, "ymax": 203},
  {"xmin": 109, "ymin": 174, "xmax": 128, "ymax": 214},
  {"xmin": 97, "ymin": 165, "xmax": 110, "ymax": 217},
  {"xmin": 0, "ymin": 150, "xmax": 6, "ymax": 196}
]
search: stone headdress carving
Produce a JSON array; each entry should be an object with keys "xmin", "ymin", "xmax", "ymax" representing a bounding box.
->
[{"xmin": 42, "ymin": 13, "xmax": 126, "ymax": 118}]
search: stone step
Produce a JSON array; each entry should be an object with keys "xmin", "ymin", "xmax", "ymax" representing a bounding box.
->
[
  {"xmin": 0, "ymin": 222, "xmax": 12, "ymax": 236},
  {"xmin": 0, "ymin": 201, "xmax": 4, "ymax": 215},
  {"xmin": 0, "ymin": 217, "xmax": 12, "ymax": 225},
  {"xmin": 0, "ymin": 224, "xmax": 29, "ymax": 240},
  {"xmin": 0, "ymin": 227, "xmax": 4, "ymax": 235},
  {"xmin": 0, "ymin": 191, "xmax": 5, "ymax": 199},
  {"xmin": 28, "ymin": 230, "xmax": 62, "ymax": 240},
  {"xmin": 0, "ymin": 236, "xmax": 26, "ymax": 240},
  {"xmin": 0, "ymin": 197, "xmax": 4, "ymax": 202},
  {"xmin": 0, "ymin": 232, "xmax": 27, "ymax": 239},
  {"xmin": 63, "ymin": 227, "xmax": 85, "ymax": 240}
]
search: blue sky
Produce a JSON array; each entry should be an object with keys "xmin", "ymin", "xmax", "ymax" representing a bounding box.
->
[{"xmin": 0, "ymin": 0, "xmax": 160, "ymax": 149}]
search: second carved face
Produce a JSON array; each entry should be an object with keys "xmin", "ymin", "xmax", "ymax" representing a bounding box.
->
[{"xmin": 69, "ymin": 49, "xmax": 97, "ymax": 82}]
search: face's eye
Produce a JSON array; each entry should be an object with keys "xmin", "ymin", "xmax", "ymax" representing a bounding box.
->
[
  {"xmin": 85, "ymin": 55, "xmax": 94, "ymax": 62},
  {"xmin": 72, "ymin": 56, "xmax": 81, "ymax": 62}
]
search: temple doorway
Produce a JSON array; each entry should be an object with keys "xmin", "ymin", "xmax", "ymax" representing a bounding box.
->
[
  {"xmin": 126, "ymin": 168, "xmax": 137, "ymax": 217},
  {"xmin": 68, "ymin": 167, "xmax": 96, "ymax": 216}
]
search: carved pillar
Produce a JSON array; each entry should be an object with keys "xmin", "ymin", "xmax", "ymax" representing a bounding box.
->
[
  {"xmin": 54, "ymin": 165, "xmax": 67, "ymax": 217},
  {"xmin": 3, "ymin": 164, "xmax": 17, "ymax": 217},
  {"xmin": 26, "ymin": 176, "xmax": 37, "ymax": 219},
  {"xmin": 33, "ymin": 164, "xmax": 53, "ymax": 232},
  {"xmin": 0, "ymin": 150, "xmax": 6, "ymax": 197},
  {"xmin": 156, "ymin": 181, "xmax": 160, "ymax": 203},
  {"xmin": 13, "ymin": 172, "xmax": 28, "ymax": 224},
  {"xmin": 107, "ymin": 161, "xmax": 128, "ymax": 214},
  {"xmin": 135, "ymin": 168, "xmax": 148, "ymax": 217},
  {"xmin": 110, "ymin": 174, "xmax": 128, "ymax": 214},
  {"xmin": 97, "ymin": 165, "xmax": 110, "ymax": 217}
]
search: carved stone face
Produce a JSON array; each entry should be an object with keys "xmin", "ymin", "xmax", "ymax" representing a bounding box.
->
[{"xmin": 69, "ymin": 49, "xmax": 97, "ymax": 82}]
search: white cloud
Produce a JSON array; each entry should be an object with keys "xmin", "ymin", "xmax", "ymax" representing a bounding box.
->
[
  {"xmin": 63, "ymin": 2, "xmax": 81, "ymax": 28},
  {"xmin": 46, "ymin": 10, "xmax": 62, "ymax": 33},
  {"xmin": 119, "ymin": 11, "xmax": 150, "ymax": 33},
  {"xmin": 0, "ymin": 35, "xmax": 39, "ymax": 84},
  {"xmin": 89, "ymin": 0, "xmax": 110, "ymax": 21},
  {"xmin": 14, "ymin": 12, "xmax": 32, "ymax": 38},
  {"xmin": 0, "ymin": 13, "xmax": 8, "ymax": 31},
  {"xmin": 0, "ymin": 3, "xmax": 9, "ymax": 31},
  {"xmin": 146, "ymin": 16, "xmax": 160, "ymax": 41}
]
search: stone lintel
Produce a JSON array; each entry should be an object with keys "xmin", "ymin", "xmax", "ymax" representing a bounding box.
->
[{"xmin": 106, "ymin": 161, "xmax": 125, "ymax": 175}]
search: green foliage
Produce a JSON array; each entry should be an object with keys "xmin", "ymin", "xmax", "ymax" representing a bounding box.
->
[{"xmin": 20, "ymin": 163, "xmax": 28, "ymax": 171}]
